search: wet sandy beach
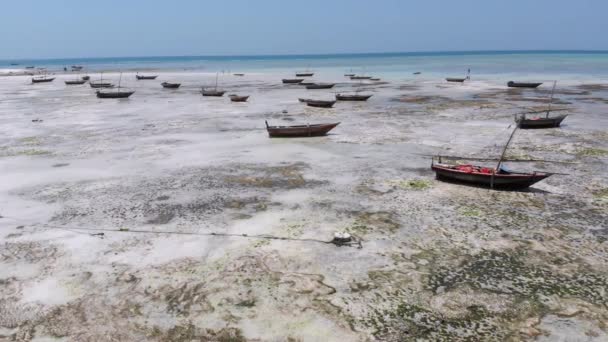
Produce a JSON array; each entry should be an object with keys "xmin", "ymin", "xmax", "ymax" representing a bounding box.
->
[{"xmin": 1, "ymin": 71, "xmax": 607, "ymax": 341}]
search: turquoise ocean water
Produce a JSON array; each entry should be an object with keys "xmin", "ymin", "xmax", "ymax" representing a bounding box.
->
[{"xmin": 2, "ymin": 51, "xmax": 608, "ymax": 79}]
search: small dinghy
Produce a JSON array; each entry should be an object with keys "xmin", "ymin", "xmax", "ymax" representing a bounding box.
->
[
  {"xmin": 96, "ymin": 89, "xmax": 134, "ymax": 98},
  {"xmin": 282, "ymin": 78, "xmax": 305, "ymax": 84},
  {"xmin": 233, "ymin": 73, "xmax": 245, "ymax": 76},
  {"xmin": 265, "ymin": 120, "xmax": 339, "ymax": 138},
  {"xmin": 446, "ymin": 77, "xmax": 466, "ymax": 82},
  {"xmin": 65, "ymin": 79, "xmax": 86, "ymax": 85},
  {"xmin": 201, "ymin": 88, "xmax": 225, "ymax": 96},
  {"xmin": 305, "ymin": 99, "xmax": 336, "ymax": 108},
  {"xmin": 161, "ymin": 82, "xmax": 181, "ymax": 89},
  {"xmin": 32, "ymin": 76, "xmax": 55, "ymax": 83},
  {"xmin": 369, "ymin": 78, "xmax": 381, "ymax": 81},
  {"xmin": 90, "ymin": 81, "xmax": 114, "ymax": 88},
  {"xmin": 229, "ymin": 94, "xmax": 249, "ymax": 102},
  {"xmin": 344, "ymin": 73, "xmax": 355, "ymax": 77},
  {"xmin": 335, "ymin": 93, "xmax": 372, "ymax": 101},
  {"xmin": 508, "ymin": 81, "xmax": 543, "ymax": 88},
  {"xmin": 515, "ymin": 114, "xmax": 567, "ymax": 128},
  {"xmin": 81, "ymin": 75, "xmax": 90, "ymax": 81},
  {"xmin": 305, "ymin": 83, "xmax": 335, "ymax": 89},
  {"xmin": 295, "ymin": 72, "xmax": 314, "ymax": 77},
  {"xmin": 136, "ymin": 73, "xmax": 158, "ymax": 80},
  {"xmin": 350, "ymin": 76, "xmax": 372, "ymax": 80}
]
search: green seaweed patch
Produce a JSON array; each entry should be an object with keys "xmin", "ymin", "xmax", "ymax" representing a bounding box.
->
[
  {"xmin": 577, "ymin": 147, "xmax": 608, "ymax": 157},
  {"xmin": 20, "ymin": 136, "xmax": 41, "ymax": 145},
  {"xmin": 429, "ymin": 250, "xmax": 608, "ymax": 306},
  {"xmin": 363, "ymin": 303, "xmax": 504, "ymax": 340},
  {"xmin": 345, "ymin": 211, "xmax": 400, "ymax": 236},
  {"xmin": 458, "ymin": 206, "xmax": 483, "ymax": 217},
  {"xmin": 387, "ymin": 178, "xmax": 432, "ymax": 190}
]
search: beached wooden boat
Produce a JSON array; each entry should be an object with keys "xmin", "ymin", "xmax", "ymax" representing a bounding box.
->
[
  {"xmin": 135, "ymin": 74, "xmax": 158, "ymax": 80},
  {"xmin": 336, "ymin": 93, "xmax": 372, "ymax": 101},
  {"xmin": 413, "ymin": 72, "xmax": 421, "ymax": 75},
  {"xmin": 201, "ymin": 88, "xmax": 225, "ymax": 96},
  {"xmin": 229, "ymin": 94, "xmax": 249, "ymax": 102},
  {"xmin": 71, "ymin": 65, "xmax": 83, "ymax": 71},
  {"xmin": 32, "ymin": 76, "xmax": 55, "ymax": 83},
  {"xmin": 305, "ymin": 99, "xmax": 336, "ymax": 108},
  {"xmin": 344, "ymin": 73, "xmax": 355, "ymax": 77},
  {"xmin": 350, "ymin": 76, "xmax": 372, "ymax": 80},
  {"xmin": 508, "ymin": 81, "xmax": 543, "ymax": 88},
  {"xmin": 431, "ymin": 126, "xmax": 552, "ymax": 189},
  {"xmin": 82, "ymin": 75, "xmax": 90, "ymax": 81},
  {"xmin": 431, "ymin": 162, "xmax": 551, "ymax": 189},
  {"xmin": 446, "ymin": 77, "xmax": 466, "ymax": 82},
  {"xmin": 298, "ymin": 98, "xmax": 313, "ymax": 103},
  {"xmin": 96, "ymin": 89, "xmax": 135, "ymax": 98},
  {"xmin": 306, "ymin": 83, "xmax": 335, "ymax": 89},
  {"xmin": 296, "ymin": 72, "xmax": 314, "ymax": 77},
  {"xmin": 161, "ymin": 82, "xmax": 181, "ymax": 89},
  {"xmin": 282, "ymin": 78, "xmax": 305, "ymax": 84},
  {"xmin": 369, "ymin": 78, "xmax": 381, "ymax": 81},
  {"xmin": 516, "ymin": 114, "xmax": 567, "ymax": 128},
  {"xmin": 233, "ymin": 73, "xmax": 245, "ymax": 76},
  {"xmin": 65, "ymin": 79, "xmax": 87, "ymax": 85},
  {"xmin": 265, "ymin": 120, "xmax": 339, "ymax": 138},
  {"xmin": 90, "ymin": 81, "xmax": 114, "ymax": 88}
]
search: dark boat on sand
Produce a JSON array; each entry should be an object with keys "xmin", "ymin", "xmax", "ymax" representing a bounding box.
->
[
  {"xmin": 229, "ymin": 94, "xmax": 249, "ymax": 102},
  {"xmin": 306, "ymin": 83, "xmax": 335, "ymax": 89},
  {"xmin": 350, "ymin": 76, "xmax": 372, "ymax": 80},
  {"xmin": 516, "ymin": 114, "xmax": 567, "ymax": 128},
  {"xmin": 90, "ymin": 81, "xmax": 114, "ymax": 88},
  {"xmin": 305, "ymin": 99, "xmax": 336, "ymax": 108},
  {"xmin": 298, "ymin": 98, "xmax": 313, "ymax": 103},
  {"xmin": 201, "ymin": 89, "xmax": 225, "ymax": 96},
  {"xmin": 296, "ymin": 72, "xmax": 314, "ymax": 77},
  {"xmin": 233, "ymin": 73, "xmax": 245, "ymax": 76},
  {"xmin": 413, "ymin": 72, "xmax": 421, "ymax": 75},
  {"xmin": 136, "ymin": 74, "xmax": 158, "ymax": 80},
  {"xmin": 431, "ymin": 126, "xmax": 552, "ymax": 189},
  {"xmin": 508, "ymin": 81, "xmax": 543, "ymax": 88},
  {"xmin": 431, "ymin": 162, "xmax": 551, "ymax": 189},
  {"xmin": 369, "ymin": 78, "xmax": 381, "ymax": 81},
  {"xmin": 446, "ymin": 77, "xmax": 466, "ymax": 82},
  {"xmin": 299, "ymin": 81, "xmax": 315, "ymax": 86},
  {"xmin": 65, "ymin": 79, "xmax": 87, "ymax": 85},
  {"xmin": 32, "ymin": 76, "xmax": 55, "ymax": 83},
  {"xmin": 82, "ymin": 75, "xmax": 90, "ymax": 81},
  {"xmin": 344, "ymin": 73, "xmax": 355, "ymax": 77},
  {"xmin": 161, "ymin": 82, "xmax": 181, "ymax": 89},
  {"xmin": 265, "ymin": 120, "xmax": 339, "ymax": 138},
  {"xmin": 282, "ymin": 78, "xmax": 305, "ymax": 84},
  {"xmin": 336, "ymin": 93, "xmax": 372, "ymax": 101},
  {"xmin": 96, "ymin": 89, "xmax": 135, "ymax": 98}
]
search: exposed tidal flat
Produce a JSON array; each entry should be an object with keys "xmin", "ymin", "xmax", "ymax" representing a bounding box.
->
[{"xmin": 0, "ymin": 69, "xmax": 607, "ymax": 341}]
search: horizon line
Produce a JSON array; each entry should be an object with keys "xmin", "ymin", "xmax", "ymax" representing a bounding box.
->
[{"xmin": 3, "ymin": 49, "xmax": 608, "ymax": 62}]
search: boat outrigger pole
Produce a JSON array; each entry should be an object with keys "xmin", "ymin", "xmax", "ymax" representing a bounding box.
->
[{"xmin": 496, "ymin": 126, "xmax": 518, "ymax": 171}]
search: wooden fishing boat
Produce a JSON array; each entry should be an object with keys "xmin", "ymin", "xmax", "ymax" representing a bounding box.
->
[
  {"xmin": 65, "ymin": 79, "xmax": 87, "ymax": 85},
  {"xmin": 265, "ymin": 120, "xmax": 339, "ymax": 138},
  {"xmin": 71, "ymin": 65, "xmax": 83, "ymax": 71},
  {"xmin": 135, "ymin": 74, "xmax": 158, "ymax": 80},
  {"xmin": 431, "ymin": 126, "xmax": 552, "ymax": 189},
  {"xmin": 508, "ymin": 81, "xmax": 543, "ymax": 88},
  {"xmin": 335, "ymin": 93, "xmax": 372, "ymax": 101},
  {"xmin": 431, "ymin": 162, "xmax": 551, "ymax": 189},
  {"xmin": 233, "ymin": 73, "xmax": 245, "ymax": 76},
  {"xmin": 306, "ymin": 83, "xmax": 335, "ymax": 89},
  {"xmin": 369, "ymin": 78, "xmax": 381, "ymax": 81},
  {"xmin": 515, "ymin": 114, "xmax": 567, "ymax": 129},
  {"xmin": 305, "ymin": 99, "xmax": 336, "ymax": 108},
  {"xmin": 350, "ymin": 76, "xmax": 372, "ymax": 80},
  {"xmin": 282, "ymin": 78, "xmax": 305, "ymax": 84},
  {"xmin": 296, "ymin": 72, "xmax": 314, "ymax": 77},
  {"xmin": 32, "ymin": 76, "xmax": 55, "ymax": 83},
  {"xmin": 229, "ymin": 94, "xmax": 249, "ymax": 102},
  {"xmin": 446, "ymin": 77, "xmax": 466, "ymax": 82},
  {"xmin": 82, "ymin": 75, "xmax": 90, "ymax": 81},
  {"xmin": 413, "ymin": 72, "xmax": 421, "ymax": 75},
  {"xmin": 90, "ymin": 81, "xmax": 114, "ymax": 88},
  {"xmin": 298, "ymin": 98, "xmax": 313, "ymax": 103},
  {"xmin": 201, "ymin": 88, "xmax": 225, "ymax": 96},
  {"xmin": 161, "ymin": 82, "xmax": 181, "ymax": 89},
  {"xmin": 96, "ymin": 89, "xmax": 135, "ymax": 98},
  {"xmin": 344, "ymin": 73, "xmax": 355, "ymax": 77}
]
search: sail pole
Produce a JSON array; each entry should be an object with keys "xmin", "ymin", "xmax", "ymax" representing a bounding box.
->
[
  {"xmin": 496, "ymin": 126, "xmax": 518, "ymax": 171},
  {"xmin": 546, "ymin": 80, "xmax": 557, "ymax": 118}
]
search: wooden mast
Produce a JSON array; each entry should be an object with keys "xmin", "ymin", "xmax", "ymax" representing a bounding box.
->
[
  {"xmin": 546, "ymin": 80, "xmax": 557, "ymax": 118},
  {"xmin": 496, "ymin": 126, "xmax": 518, "ymax": 171}
]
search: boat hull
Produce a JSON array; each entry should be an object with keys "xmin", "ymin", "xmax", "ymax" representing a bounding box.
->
[
  {"xmin": 96, "ymin": 91, "xmax": 134, "ymax": 99},
  {"xmin": 350, "ymin": 76, "xmax": 371, "ymax": 80},
  {"xmin": 296, "ymin": 73, "xmax": 314, "ymax": 77},
  {"xmin": 161, "ymin": 82, "xmax": 181, "ymax": 89},
  {"xmin": 446, "ymin": 78, "xmax": 466, "ymax": 82},
  {"xmin": 201, "ymin": 90, "xmax": 225, "ymax": 96},
  {"xmin": 306, "ymin": 100, "xmax": 336, "ymax": 108},
  {"xmin": 266, "ymin": 123, "xmax": 340, "ymax": 138},
  {"xmin": 136, "ymin": 75, "xmax": 158, "ymax": 80},
  {"xmin": 432, "ymin": 164, "xmax": 550, "ymax": 189},
  {"xmin": 90, "ymin": 82, "xmax": 114, "ymax": 88},
  {"xmin": 230, "ymin": 95, "xmax": 249, "ymax": 102},
  {"xmin": 65, "ymin": 80, "xmax": 86, "ymax": 85},
  {"xmin": 306, "ymin": 83, "xmax": 335, "ymax": 89},
  {"xmin": 282, "ymin": 79, "xmax": 304, "ymax": 84},
  {"xmin": 508, "ymin": 81, "xmax": 543, "ymax": 88},
  {"xmin": 516, "ymin": 115, "xmax": 567, "ymax": 129},
  {"xmin": 335, "ymin": 94, "xmax": 372, "ymax": 101},
  {"xmin": 32, "ymin": 78, "xmax": 55, "ymax": 83}
]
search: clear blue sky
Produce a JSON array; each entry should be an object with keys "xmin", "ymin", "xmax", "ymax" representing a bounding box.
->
[{"xmin": 1, "ymin": 0, "xmax": 606, "ymax": 59}]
